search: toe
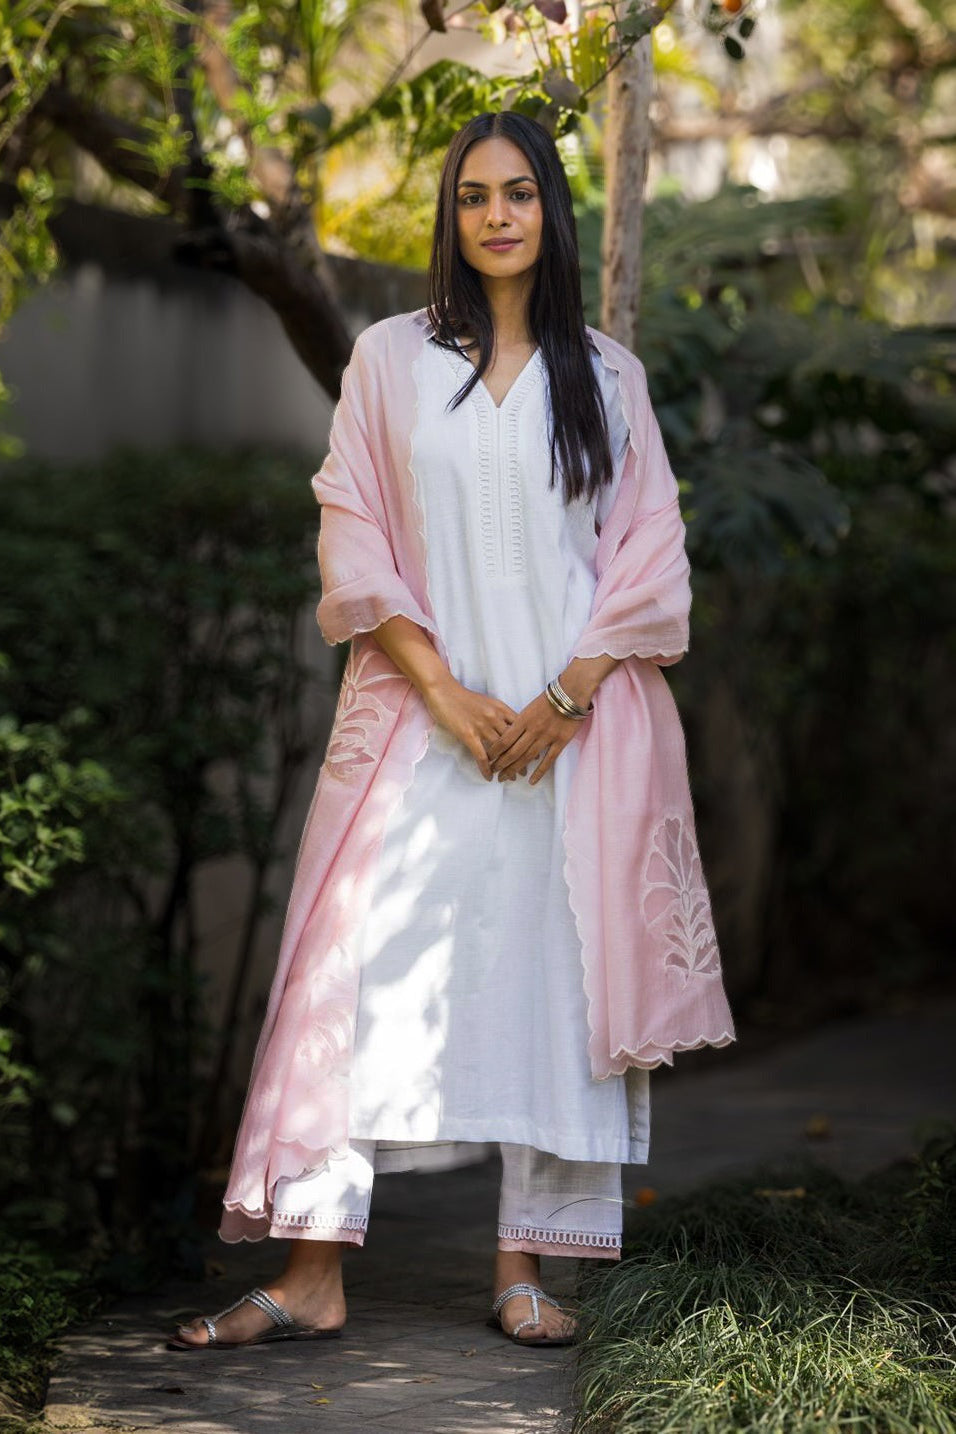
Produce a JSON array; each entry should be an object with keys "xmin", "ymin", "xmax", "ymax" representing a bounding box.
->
[{"xmin": 174, "ymin": 1319, "xmax": 208, "ymax": 1345}]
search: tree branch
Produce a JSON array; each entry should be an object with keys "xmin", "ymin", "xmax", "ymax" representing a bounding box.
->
[
  {"xmin": 176, "ymin": 221, "xmax": 351, "ymax": 397},
  {"xmin": 193, "ymin": 1, "xmax": 352, "ymax": 372},
  {"xmin": 197, "ymin": 0, "xmax": 297, "ymax": 214},
  {"xmin": 30, "ymin": 68, "xmax": 353, "ymax": 396},
  {"xmin": 172, "ymin": 0, "xmax": 219, "ymax": 231},
  {"xmin": 34, "ymin": 82, "xmax": 194, "ymax": 209}
]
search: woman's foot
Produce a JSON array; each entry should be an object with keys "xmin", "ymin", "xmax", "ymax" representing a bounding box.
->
[
  {"xmin": 493, "ymin": 1249, "xmax": 576, "ymax": 1342},
  {"xmin": 173, "ymin": 1243, "xmax": 346, "ymax": 1347}
]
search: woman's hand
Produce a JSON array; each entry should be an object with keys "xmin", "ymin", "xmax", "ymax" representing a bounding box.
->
[
  {"xmin": 485, "ymin": 691, "xmax": 585, "ymax": 785},
  {"xmin": 422, "ymin": 673, "xmax": 519, "ymax": 782}
]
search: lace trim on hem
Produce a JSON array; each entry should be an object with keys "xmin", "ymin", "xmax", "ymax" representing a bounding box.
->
[
  {"xmin": 270, "ymin": 1212, "xmax": 368, "ymax": 1231},
  {"xmin": 497, "ymin": 1224, "xmax": 621, "ymax": 1249},
  {"xmin": 605, "ymin": 1028, "xmax": 737, "ymax": 1073}
]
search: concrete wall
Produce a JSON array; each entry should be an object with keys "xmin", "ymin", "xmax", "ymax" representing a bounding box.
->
[{"xmin": 1, "ymin": 211, "xmax": 425, "ymax": 459}]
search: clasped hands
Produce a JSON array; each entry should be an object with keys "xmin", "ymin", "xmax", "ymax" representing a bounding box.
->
[{"xmin": 422, "ymin": 672, "xmax": 591, "ymax": 786}]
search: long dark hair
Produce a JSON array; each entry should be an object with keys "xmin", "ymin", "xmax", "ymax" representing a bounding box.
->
[{"xmin": 426, "ymin": 111, "xmax": 614, "ymax": 508}]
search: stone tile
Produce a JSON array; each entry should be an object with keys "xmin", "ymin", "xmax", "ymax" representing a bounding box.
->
[
  {"xmin": 355, "ymin": 1342, "xmax": 509, "ymax": 1376},
  {"xmin": 345, "ymin": 1302, "xmax": 482, "ymax": 1327},
  {"xmin": 143, "ymin": 1420, "xmax": 364, "ymax": 1434},
  {"xmin": 282, "ymin": 1370, "xmax": 510, "ymax": 1416},
  {"xmin": 382, "ymin": 1400, "xmax": 566, "ymax": 1433}
]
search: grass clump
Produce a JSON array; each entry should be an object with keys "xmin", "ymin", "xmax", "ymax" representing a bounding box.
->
[
  {"xmin": 0, "ymin": 1241, "xmax": 91, "ymax": 1431},
  {"xmin": 573, "ymin": 1132, "xmax": 956, "ymax": 1433}
]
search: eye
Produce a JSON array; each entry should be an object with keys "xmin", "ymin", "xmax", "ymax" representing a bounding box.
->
[
  {"xmin": 510, "ymin": 189, "xmax": 535, "ymax": 201},
  {"xmin": 458, "ymin": 193, "xmax": 482, "ymax": 205}
]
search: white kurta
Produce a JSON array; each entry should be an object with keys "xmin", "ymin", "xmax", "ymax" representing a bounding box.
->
[{"xmin": 346, "ymin": 334, "xmax": 651, "ymax": 1168}]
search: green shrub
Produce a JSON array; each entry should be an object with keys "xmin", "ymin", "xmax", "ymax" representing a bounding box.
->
[
  {"xmin": 0, "ymin": 446, "xmax": 328, "ymax": 1274},
  {"xmin": 573, "ymin": 1134, "xmax": 956, "ymax": 1433},
  {"xmin": 0, "ymin": 1244, "xmax": 89, "ymax": 1416}
]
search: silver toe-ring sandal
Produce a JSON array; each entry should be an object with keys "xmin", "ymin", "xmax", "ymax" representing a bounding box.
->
[
  {"xmin": 487, "ymin": 1282, "xmax": 577, "ymax": 1347},
  {"xmin": 167, "ymin": 1286, "xmax": 344, "ymax": 1350}
]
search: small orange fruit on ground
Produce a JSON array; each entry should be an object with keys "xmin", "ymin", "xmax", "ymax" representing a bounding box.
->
[{"xmin": 634, "ymin": 1186, "xmax": 657, "ymax": 1207}]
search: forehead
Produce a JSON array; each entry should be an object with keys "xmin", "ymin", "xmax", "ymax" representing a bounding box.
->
[{"xmin": 458, "ymin": 135, "xmax": 536, "ymax": 183}]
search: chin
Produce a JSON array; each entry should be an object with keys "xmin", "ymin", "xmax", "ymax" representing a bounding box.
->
[{"xmin": 472, "ymin": 250, "xmax": 538, "ymax": 279}]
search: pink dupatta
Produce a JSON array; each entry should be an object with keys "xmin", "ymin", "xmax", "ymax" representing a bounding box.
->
[{"xmin": 220, "ymin": 307, "xmax": 735, "ymax": 1242}]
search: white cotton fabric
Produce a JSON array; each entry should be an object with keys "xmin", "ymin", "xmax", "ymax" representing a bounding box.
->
[
  {"xmin": 271, "ymin": 1139, "xmax": 624, "ymax": 1250},
  {"xmin": 344, "ymin": 336, "xmax": 651, "ymax": 1166}
]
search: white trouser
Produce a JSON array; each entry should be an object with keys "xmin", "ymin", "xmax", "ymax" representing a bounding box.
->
[{"xmin": 270, "ymin": 1141, "xmax": 622, "ymax": 1259}]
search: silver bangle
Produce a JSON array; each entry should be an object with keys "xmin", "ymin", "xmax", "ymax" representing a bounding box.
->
[
  {"xmin": 546, "ymin": 678, "xmax": 593, "ymax": 720},
  {"xmin": 552, "ymin": 677, "xmax": 594, "ymax": 716}
]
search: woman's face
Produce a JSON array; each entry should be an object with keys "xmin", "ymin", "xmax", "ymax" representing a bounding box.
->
[{"xmin": 455, "ymin": 135, "xmax": 543, "ymax": 283}]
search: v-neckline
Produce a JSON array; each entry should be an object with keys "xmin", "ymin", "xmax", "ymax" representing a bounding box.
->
[{"xmin": 435, "ymin": 338, "xmax": 542, "ymax": 412}]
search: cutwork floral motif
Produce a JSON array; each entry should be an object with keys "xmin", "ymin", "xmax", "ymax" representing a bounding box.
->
[
  {"xmin": 323, "ymin": 645, "xmax": 396, "ymax": 782},
  {"xmin": 642, "ymin": 815, "xmax": 720, "ymax": 982}
]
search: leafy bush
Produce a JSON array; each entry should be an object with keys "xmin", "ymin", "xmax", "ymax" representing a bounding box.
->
[
  {"xmin": 0, "ymin": 1244, "xmax": 89, "ymax": 1418},
  {"xmin": 0, "ymin": 709, "xmax": 116, "ymax": 901},
  {"xmin": 573, "ymin": 1133, "xmax": 956, "ymax": 1433},
  {"xmin": 0, "ymin": 446, "xmax": 328, "ymax": 1274},
  {"xmin": 0, "ymin": 692, "xmax": 121, "ymax": 1173},
  {"xmin": 0, "ymin": 689, "xmax": 116, "ymax": 1427}
]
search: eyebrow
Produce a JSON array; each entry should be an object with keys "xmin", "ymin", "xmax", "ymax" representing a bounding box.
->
[{"xmin": 456, "ymin": 175, "xmax": 537, "ymax": 190}]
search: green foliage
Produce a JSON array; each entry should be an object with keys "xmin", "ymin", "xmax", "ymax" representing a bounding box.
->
[
  {"xmin": 0, "ymin": 169, "xmax": 58, "ymax": 459},
  {"xmin": 0, "ymin": 708, "xmax": 120, "ymax": 902},
  {"xmin": 329, "ymin": 58, "xmax": 520, "ymax": 155},
  {"xmin": 0, "ymin": 446, "xmax": 326, "ymax": 1276},
  {"xmin": 0, "ymin": 671, "xmax": 122, "ymax": 1229},
  {"xmin": 0, "ymin": 1243, "xmax": 89, "ymax": 1415},
  {"xmin": 573, "ymin": 1132, "xmax": 956, "ymax": 1433}
]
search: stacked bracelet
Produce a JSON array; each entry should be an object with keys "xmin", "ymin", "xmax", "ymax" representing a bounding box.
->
[{"xmin": 545, "ymin": 677, "xmax": 594, "ymax": 721}]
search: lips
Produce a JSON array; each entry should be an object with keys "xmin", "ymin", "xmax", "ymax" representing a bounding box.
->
[{"xmin": 482, "ymin": 240, "xmax": 520, "ymax": 251}]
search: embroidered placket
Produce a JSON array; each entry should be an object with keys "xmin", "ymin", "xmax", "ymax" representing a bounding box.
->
[
  {"xmin": 440, "ymin": 341, "xmax": 536, "ymax": 583},
  {"xmin": 479, "ymin": 368, "xmax": 533, "ymax": 581}
]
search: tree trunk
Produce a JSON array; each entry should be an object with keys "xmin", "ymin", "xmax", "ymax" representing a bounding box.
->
[{"xmin": 601, "ymin": 35, "xmax": 654, "ymax": 349}]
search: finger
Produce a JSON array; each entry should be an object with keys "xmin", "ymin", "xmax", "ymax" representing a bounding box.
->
[
  {"xmin": 493, "ymin": 732, "xmax": 537, "ymax": 774},
  {"xmin": 483, "ymin": 718, "xmax": 515, "ymax": 751},
  {"xmin": 498, "ymin": 739, "xmax": 543, "ymax": 780},
  {"xmin": 464, "ymin": 733, "xmax": 493, "ymax": 781},
  {"xmin": 529, "ymin": 744, "xmax": 561, "ymax": 785},
  {"xmin": 484, "ymin": 700, "xmax": 518, "ymax": 735},
  {"xmin": 487, "ymin": 723, "xmax": 527, "ymax": 764}
]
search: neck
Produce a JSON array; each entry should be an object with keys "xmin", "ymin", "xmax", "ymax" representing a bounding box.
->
[{"xmin": 481, "ymin": 271, "xmax": 536, "ymax": 347}]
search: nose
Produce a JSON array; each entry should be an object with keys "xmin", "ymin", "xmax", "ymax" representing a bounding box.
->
[{"xmin": 486, "ymin": 191, "xmax": 509, "ymax": 227}]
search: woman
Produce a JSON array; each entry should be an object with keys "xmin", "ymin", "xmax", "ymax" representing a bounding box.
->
[{"xmin": 171, "ymin": 110, "xmax": 735, "ymax": 1352}]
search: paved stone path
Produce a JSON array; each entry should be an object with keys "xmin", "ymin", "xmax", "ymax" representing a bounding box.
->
[{"xmin": 44, "ymin": 996, "xmax": 956, "ymax": 1434}]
